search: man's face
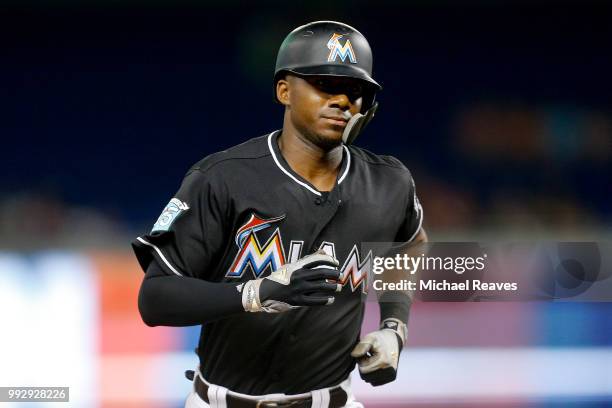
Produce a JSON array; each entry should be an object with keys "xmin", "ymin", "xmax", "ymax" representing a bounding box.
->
[{"xmin": 279, "ymin": 74, "xmax": 365, "ymax": 149}]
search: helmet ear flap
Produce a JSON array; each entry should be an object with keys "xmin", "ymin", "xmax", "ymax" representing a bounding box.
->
[
  {"xmin": 361, "ymin": 87, "xmax": 376, "ymax": 114},
  {"xmin": 342, "ymin": 102, "xmax": 378, "ymax": 145}
]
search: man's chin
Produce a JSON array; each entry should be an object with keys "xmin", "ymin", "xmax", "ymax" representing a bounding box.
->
[{"xmin": 313, "ymin": 128, "xmax": 344, "ymax": 150}]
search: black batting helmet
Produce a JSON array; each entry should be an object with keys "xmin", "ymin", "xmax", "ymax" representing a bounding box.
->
[{"xmin": 273, "ymin": 21, "xmax": 381, "ymax": 111}]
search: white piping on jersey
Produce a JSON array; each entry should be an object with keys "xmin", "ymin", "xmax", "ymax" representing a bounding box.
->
[
  {"xmin": 268, "ymin": 133, "xmax": 321, "ymax": 196},
  {"xmin": 338, "ymin": 144, "xmax": 351, "ymax": 184},
  {"xmin": 136, "ymin": 237, "xmax": 183, "ymax": 276},
  {"xmin": 406, "ymin": 205, "xmax": 424, "ymax": 243},
  {"xmin": 267, "ymin": 132, "xmax": 352, "ymax": 195}
]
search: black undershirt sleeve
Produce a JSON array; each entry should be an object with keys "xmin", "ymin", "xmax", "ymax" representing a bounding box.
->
[
  {"xmin": 379, "ymin": 172, "xmax": 423, "ymax": 326},
  {"xmin": 138, "ymin": 260, "xmax": 245, "ymax": 327},
  {"xmin": 378, "ymin": 292, "xmax": 411, "ymax": 325}
]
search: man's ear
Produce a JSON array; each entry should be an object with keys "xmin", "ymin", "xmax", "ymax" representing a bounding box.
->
[{"xmin": 276, "ymin": 78, "xmax": 290, "ymax": 106}]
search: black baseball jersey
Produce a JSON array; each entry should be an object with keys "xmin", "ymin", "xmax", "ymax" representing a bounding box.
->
[{"xmin": 132, "ymin": 130, "xmax": 423, "ymax": 394}]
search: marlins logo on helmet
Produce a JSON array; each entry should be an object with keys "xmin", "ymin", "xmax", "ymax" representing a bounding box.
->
[{"xmin": 327, "ymin": 33, "xmax": 357, "ymax": 63}]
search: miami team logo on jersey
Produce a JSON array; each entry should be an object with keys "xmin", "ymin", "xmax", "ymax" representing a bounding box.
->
[
  {"xmin": 339, "ymin": 244, "xmax": 373, "ymax": 293},
  {"xmin": 327, "ymin": 33, "xmax": 357, "ymax": 64},
  {"xmin": 226, "ymin": 213, "xmax": 372, "ymax": 292},
  {"xmin": 151, "ymin": 198, "xmax": 189, "ymax": 233},
  {"xmin": 288, "ymin": 241, "xmax": 373, "ymax": 293},
  {"xmin": 227, "ymin": 213, "xmax": 286, "ymax": 278}
]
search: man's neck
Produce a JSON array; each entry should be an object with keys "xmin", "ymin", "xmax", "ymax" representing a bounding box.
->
[{"xmin": 278, "ymin": 124, "xmax": 343, "ymax": 192}]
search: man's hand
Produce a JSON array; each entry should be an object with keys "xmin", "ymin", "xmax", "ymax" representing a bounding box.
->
[
  {"xmin": 351, "ymin": 318, "xmax": 407, "ymax": 386},
  {"xmin": 240, "ymin": 250, "xmax": 341, "ymax": 313}
]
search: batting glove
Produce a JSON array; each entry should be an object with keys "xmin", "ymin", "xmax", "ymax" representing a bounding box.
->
[
  {"xmin": 351, "ymin": 318, "xmax": 407, "ymax": 386},
  {"xmin": 239, "ymin": 250, "xmax": 341, "ymax": 313}
]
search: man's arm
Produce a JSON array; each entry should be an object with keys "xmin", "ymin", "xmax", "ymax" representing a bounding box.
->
[
  {"xmin": 352, "ymin": 227, "xmax": 428, "ymax": 386},
  {"xmin": 138, "ymin": 251, "xmax": 341, "ymax": 327},
  {"xmin": 379, "ymin": 226, "xmax": 427, "ymax": 324},
  {"xmin": 138, "ymin": 261, "xmax": 245, "ymax": 327}
]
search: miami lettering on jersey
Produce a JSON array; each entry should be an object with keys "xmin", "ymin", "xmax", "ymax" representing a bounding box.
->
[
  {"xmin": 327, "ymin": 33, "xmax": 357, "ymax": 64},
  {"xmin": 226, "ymin": 213, "xmax": 372, "ymax": 292}
]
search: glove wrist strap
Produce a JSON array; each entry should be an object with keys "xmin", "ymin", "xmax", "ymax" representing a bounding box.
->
[
  {"xmin": 380, "ymin": 318, "xmax": 408, "ymax": 345},
  {"xmin": 241, "ymin": 279, "xmax": 263, "ymax": 313}
]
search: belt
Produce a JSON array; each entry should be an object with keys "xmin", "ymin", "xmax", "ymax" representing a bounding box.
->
[{"xmin": 192, "ymin": 372, "xmax": 348, "ymax": 408}]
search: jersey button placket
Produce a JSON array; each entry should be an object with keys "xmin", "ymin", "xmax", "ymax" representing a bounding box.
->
[{"xmin": 309, "ymin": 188, "xmax": 342, "ymax": 251}]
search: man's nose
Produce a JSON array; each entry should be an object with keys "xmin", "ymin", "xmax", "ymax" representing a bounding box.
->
[{"xmin": 328, "ymin": 92, "xmax": 351, "ymax": 110}]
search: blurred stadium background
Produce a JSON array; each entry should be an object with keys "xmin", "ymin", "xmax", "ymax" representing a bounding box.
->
[{"xmin": 1, "ymin": 1, "xmax": 611, "ymax": 407}]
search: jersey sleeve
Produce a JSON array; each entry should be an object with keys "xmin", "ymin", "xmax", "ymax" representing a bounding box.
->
[
  {"xmin": 395, "ymin": 174, "xmax": 424, "ymax": 243},
  {"xmin": 131, "ymin": 168, "xmax": 229, "ymax": 279}
]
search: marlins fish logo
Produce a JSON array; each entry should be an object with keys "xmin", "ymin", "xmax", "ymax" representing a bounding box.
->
[
  {"xmin": 327, "ymin": 33, "xmax": 357, "ymax": 64},
  {"xmin": 227, "ymin": 213, "xmax": 286, "ymax": 278}
]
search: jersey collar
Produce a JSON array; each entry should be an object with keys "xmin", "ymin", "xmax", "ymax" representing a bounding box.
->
[{"xmin": 267, "ymin": 130, "xmax": 351, "ymax": 196}]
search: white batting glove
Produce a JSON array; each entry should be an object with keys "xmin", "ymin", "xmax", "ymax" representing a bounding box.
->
[
  {"xmin": 239, "ymin": 250, "xmax": 341, "ymax": 313},
  {"xmin": 351, "ymin": 318, "xmax": 407, "ymax": 386}
]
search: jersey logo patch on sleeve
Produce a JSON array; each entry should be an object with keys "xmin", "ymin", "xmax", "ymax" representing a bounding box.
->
[{"xmin": 151, "ymin": 198, "xmax": 190, "ymax": 233}]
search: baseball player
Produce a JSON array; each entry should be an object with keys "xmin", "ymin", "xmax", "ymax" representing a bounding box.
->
[{"xmin": 133, "ymin": 21, "xmax": 426, "ymax": 408}]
